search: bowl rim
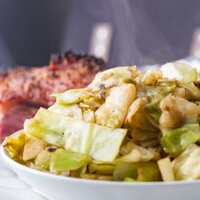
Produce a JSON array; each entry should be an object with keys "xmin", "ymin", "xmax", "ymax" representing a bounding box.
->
[{"xmin": 1, "ymin": 132, "xmax": 200, "ymax": 187}]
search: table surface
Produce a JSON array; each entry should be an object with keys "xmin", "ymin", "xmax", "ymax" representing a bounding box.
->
[{"xmin": 0, "ymin": 147, "xmax": 48, "ymax": 200}]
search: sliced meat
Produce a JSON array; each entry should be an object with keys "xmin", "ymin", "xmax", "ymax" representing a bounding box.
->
[
  {"xmin": 0, "ymin": 51, "xmax": 106, "ymax": 107},
  {"xmin": 0, "ymin": 104, "xmax": 38, "ymax": 141}
]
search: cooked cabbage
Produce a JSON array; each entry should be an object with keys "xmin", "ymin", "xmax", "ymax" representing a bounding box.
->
[
  {"xmin": 4, "ymin": 62, "xmax": 200, "ymax": 182},
  {"xmin": 172, "ymin": 144, "xmax": 200, "ymax": 180}
]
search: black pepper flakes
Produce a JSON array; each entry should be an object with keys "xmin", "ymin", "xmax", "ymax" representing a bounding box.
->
[
  {"xmin": 100, "ymin": 91, "xmax": 106, "ymax": 100},
  {"xmin": 50, "ymin": 70, "xmax": 58, "ymax": 78},
  {"xmin": 47, "ymin": 146, "xmax": 57, "ymax": 152},
  {"xmin": 99, "ymin": 84, "xmax": 105, "ymax": 90}
]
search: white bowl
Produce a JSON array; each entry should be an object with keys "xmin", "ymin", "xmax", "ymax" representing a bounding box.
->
[{"xmin": 1, "ymin": 134, "xmax": 200, "ymax": 200}]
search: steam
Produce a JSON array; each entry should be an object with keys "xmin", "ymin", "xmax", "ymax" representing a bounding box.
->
[
  {"xmin": 0, "ymin": 33, "xmax": 14, "ymax": 71},
  {"xmin": 62, "ymin": 0, "xmax": 177, "ymax": 67},
  {"xmin": 108, "ymin": 0, "xmax": 175, "ymax": 66}
]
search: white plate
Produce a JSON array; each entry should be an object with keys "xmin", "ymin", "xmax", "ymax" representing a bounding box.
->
[{"xmin": 1, "ymin": 134, "xmax": 200, "ymax": 200}]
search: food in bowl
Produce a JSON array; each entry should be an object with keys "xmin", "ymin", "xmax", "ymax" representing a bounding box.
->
[{"xmin": 3, "ymin": 62, "xmax": 200, "ymax": 182}]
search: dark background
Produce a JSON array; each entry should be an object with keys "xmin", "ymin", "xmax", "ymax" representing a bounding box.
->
[{"xmin": 0, "ymin": 0, "xmax": 199, "ymax": 68}]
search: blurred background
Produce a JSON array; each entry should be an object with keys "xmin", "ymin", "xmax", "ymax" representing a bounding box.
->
[{"xmin": 0, "ymin": 0, "xmax": 200, "ymax": 68}]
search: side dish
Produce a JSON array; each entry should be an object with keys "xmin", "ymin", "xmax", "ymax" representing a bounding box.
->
[{"xmin": 4, "ymin": 62, "xmax": 200, "ymax": 182}]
